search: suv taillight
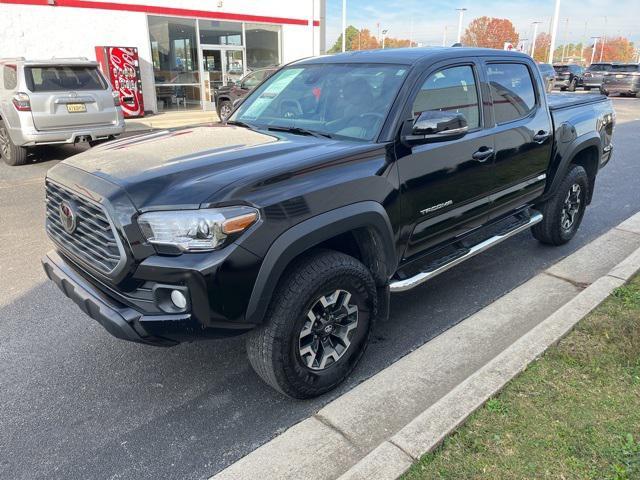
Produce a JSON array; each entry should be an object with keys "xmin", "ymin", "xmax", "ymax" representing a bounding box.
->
[
  {"xmin": 12, "ymin": 92, "xmax": 31, "ymax": 112},
  {"xmin": 112, "ymin": 90, "xmax": 121, "ymax": 107}
]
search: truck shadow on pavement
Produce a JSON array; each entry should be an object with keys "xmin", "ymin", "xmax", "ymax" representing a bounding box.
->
[{"xmin": 0, "ymin": 232, "xmax": 587, "ymax": 480}]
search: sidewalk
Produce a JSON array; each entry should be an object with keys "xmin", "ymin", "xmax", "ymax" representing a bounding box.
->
[
  {"xmin": 212, "ymin": 212, "xmax": 640, "ymax": 480},
  {"xmin": 124, "ymin": 110, "xmax": 221, "ymax": 133}
]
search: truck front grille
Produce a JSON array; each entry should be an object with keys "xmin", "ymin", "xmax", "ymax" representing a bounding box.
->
[{"xmin": 45, "ymin": 181, "xmax": 123, "ymax": 275}]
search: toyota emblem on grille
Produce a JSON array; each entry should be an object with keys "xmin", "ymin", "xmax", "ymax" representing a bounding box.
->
[{"xmin": 59, "ymin": 201, "xmax": 78, "ymax": 234}]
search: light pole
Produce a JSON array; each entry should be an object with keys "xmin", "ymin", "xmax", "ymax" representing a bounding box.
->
[
  {"xmin": 442, "ymin": 25, "xmax": 448, "ymax": 47},
  {"xmin": 341, "ymin": 0, "xmax": 347, "ymax": 52},
  {"xmin": 381, "ymin": 29, "xmax": 388, "ymax": 49},
  {"xmin": 590, "ymin": 36, "xmax": 600, "ymax": 65},
  {"xmin": 530, "ymin": 21, "xmax": 541, "ymax": 59},
  {"xmin": 548, "ymin": 0, "xmax": 561, "ymax": 64},
  {"xmin": 456, "ymin": 8, "xmax": 467, "ymax": 44},
  {"xmin": 599, "ymin": 16, "xmax": 608, "ymax": 62}
]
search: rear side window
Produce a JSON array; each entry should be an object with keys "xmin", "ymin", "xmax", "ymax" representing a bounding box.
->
[
  {"xmin": 487, "ymin": 63, "xmax": 536, "ymax": 124},
  {"xmin": 25, "ymin": 66, "xmax": 106, "ymax": 92},
  {"xmin": 3, "ymin": 65, "xmax": 17, "ymax": 90},
  {"xmin": 412, "ymin": 65, "xmax": 481, "ymax": 129}
]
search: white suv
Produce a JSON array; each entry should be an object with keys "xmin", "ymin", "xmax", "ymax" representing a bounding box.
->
[{"xmin": 0, "ymin": 58, "xmax": 125, "ymax": 166}]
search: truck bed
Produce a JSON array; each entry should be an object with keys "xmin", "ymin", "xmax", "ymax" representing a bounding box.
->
[{"xmin": 547, "ymin": 92, "xmax": 608, "ymax": 110}]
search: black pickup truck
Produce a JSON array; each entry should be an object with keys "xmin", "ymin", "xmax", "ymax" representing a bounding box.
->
[{"xmin": 42, "ymin": 48, "xmax": 615, "ymax": 398}]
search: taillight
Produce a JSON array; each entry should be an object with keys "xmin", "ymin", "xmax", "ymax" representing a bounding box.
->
[
  {"xmin": 112, "ymin": 90, "xmax": 121, "ymax": 107},
  {"xmin": 12, "ymin": 92, "xmax": 31, "ymax": 111}
]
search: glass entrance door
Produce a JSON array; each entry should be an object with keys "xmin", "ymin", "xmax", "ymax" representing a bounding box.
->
[{"xmin": 201, "ymin": 47, "xmax": 245, "ymax": 111}]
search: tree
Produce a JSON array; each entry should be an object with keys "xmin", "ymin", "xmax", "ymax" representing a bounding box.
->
[
  {"xmin": 328, "ymin": 25, "xmax": 360, "ymax": 53},
  {"xmin": 328, "ymin": 25, "xmax": 416, "ymax": 53},
  {"xmin": 462, "ymin": 17, "xmax": 519, "ymax": 50},
  {"xmin": 595, "ymin": 36, "xmax": 636, "ymax": 62},
  {"xmin": 531, "ymin": 32, "xmax": 551, "ymax": 62}
]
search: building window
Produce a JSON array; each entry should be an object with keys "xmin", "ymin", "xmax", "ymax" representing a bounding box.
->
[
  {"xmin": 148, "ymin": 16, "xmax": 201, "ymax": 110},
  {"xmin": 245, "ymin": 23, "xmax": 281, "ymax": 70},
  {"xmin": 199, "ymin": 20, "xmax": 242, "ymax": 45}
]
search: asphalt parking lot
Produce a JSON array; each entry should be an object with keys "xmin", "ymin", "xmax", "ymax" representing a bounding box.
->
[{"xmin": 1, "ymin": 96, "xmax": 640, "ymax": 480}]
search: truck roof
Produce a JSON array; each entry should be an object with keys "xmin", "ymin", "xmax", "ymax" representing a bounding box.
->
[{"xmin": 294, "ymin": 47, "xmax": 531, "ymax": 66}]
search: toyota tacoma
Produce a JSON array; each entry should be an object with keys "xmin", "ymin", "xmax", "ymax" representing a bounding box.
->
[{"xmin": 42, "ymin": 48, "xmax": 615, "ymax": 398}]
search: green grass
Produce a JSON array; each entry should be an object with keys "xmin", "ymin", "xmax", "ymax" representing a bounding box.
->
[{"xmin": 403, "ymin": 274, "xmax": 640, "ymax": 480}]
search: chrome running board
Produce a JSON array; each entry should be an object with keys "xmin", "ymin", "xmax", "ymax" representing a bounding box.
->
[{"xmin": 389, "ymin": 211, "xmax": 543, "ymax": 293}]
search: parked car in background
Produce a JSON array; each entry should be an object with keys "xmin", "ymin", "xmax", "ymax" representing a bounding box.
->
[
  {"xmin": 537, "ymin": 63, "xmax": 556, "ymax": 93},
  {"xmin": 553, "ymin": 64, "xmax": 584, "ymax": 91},
  {"xmin": 214, "ymin": 67, "xmax": 278, "ymax": 121},
  {"xmin": 583, "ymin": 62, "xmax": 613, "ymax": 90},
  {"xmin": 601, "ymin": 63, "xmax": 640, "ymax": 97},
  {"xmin": 0, "ymin": 58, "xmax": 124, "ymax": 166},
  {"xmin": 42, "ymin": 48, "xmax": 615, "ymax": 398}
]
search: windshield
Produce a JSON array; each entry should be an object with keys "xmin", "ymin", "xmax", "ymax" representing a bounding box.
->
[
  {"xmin": 230, "ymin": 63, "xmax": 409, "ymax": 141},
  {"xmin": 611, "ymin": 64, "xmax": 639, "ymax": 72}
]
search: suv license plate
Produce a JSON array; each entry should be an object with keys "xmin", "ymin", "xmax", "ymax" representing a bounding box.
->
[{"xmin": 66, "ymin": 103, "xmax": 87, "ymax": 113}]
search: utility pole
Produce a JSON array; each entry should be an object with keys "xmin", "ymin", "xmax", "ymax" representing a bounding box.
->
[
  {"xmin": 382, "ymin": 29, "xmax": 388, "ymax": 49},
  {"xmin": 599, "ymin": 16, "xmax": 608, "ymax": 62},
  {"xmin": 442, "ymin": 25, "xmax": 448, "ymax": 47},
  {"xmin": 456, "ymin": 8, "xmax": 467, "ymax": 44},
  {"xmin": 590, "ymin": 36, "xmax": 600, "ymax": 65},
  {"xmin": 341, "ymin": 0, "xmax": 346, "ymax": 52},
  {"xmin": 561, "ymin": 18, "xmax": 569, "ymax": 62},
  {"xmin": 530, "ymin": 21, "xmax": 541, "ymax": 59},
  {"xmin": 548, "ymin": 0, "xmax": 561, "ymax": 64}
]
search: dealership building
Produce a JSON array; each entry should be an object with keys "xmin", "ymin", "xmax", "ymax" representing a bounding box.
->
[{"xmin": 0, "ymin": 0, "xmax": 325, "ymax": 113}]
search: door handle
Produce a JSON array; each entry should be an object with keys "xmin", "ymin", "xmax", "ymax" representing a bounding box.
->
[
  {"xmin": 533, "ymin": 131, "xmax": 551, "ymax": 144},
  {"xmin": 472, "ymin": 147, "xmax": 494, "ymax": 162}
]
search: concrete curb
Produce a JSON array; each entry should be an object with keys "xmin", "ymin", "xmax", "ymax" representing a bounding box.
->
[{"xmin": 211, "ymin": 212, "xmax": 640, "ymax": 480}]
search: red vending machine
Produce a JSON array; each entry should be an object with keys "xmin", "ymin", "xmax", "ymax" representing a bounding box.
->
[{"xmin": 95, "ymin": 46, "xmax": 145, "ymax": 118}]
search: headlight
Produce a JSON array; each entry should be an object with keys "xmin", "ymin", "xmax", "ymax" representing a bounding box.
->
[{"xmin": 137, "ymin": 206, "xmax": 259, "ymax": 252}]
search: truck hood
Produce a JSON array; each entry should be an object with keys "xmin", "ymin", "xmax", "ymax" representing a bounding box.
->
[{"xmin": 58, "ymin": 126, "xmax": 349, "ymax": 210}]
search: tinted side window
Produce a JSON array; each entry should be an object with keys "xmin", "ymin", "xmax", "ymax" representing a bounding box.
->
[
  {"xmin": 243, "ymin": 71, "xmax": 266, "ymax": 88},
  {"xmin": 412, "ymin": 65, "xmax": 480, "ymax": 129},
  {"xmin": 487, "ymin": 63, "xmax": 536, "ymax": 124},
  {"xmin": 3, "ymin": 65, "xmax": 17, "ymax": 90}
]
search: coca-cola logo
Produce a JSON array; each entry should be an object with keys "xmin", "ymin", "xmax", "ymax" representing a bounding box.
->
[{"xmin": 108, "ymin": 47, "xmax": 143, "ymax": 117}]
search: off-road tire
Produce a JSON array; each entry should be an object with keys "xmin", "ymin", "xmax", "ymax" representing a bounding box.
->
[
  {"xmin": 0, "ymin": 120, "xmax": 28, "ymax": 166},
  {"xmin": 532, "ymin": 165, "xmax": 589, "ymax": 246},
  {"xmin": 246, "ymin": 249, "xmax": 377, "ymax": 399}
]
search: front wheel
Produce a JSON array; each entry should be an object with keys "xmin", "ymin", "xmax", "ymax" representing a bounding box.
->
[
  {"xmin": 532, "ymin": 165, "xmax": 589, "ymax": 246},
  {"xmin": 217, "ymin": 100, "xmax": 233, "ymax": 122},
  {"xmin": 246, "ymin": 250, "xmax": 377, "ymax": 398},
  {"xmin": 568, "ymin": 79, "xmax": 577, "ymax": 92}
]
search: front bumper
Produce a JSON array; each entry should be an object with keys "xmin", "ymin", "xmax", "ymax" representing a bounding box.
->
[
  {"xmin": 10, "ymin": 122, "xmax": 125, "ymax": 147},
  {"xmin": 42, "ymin": 250, "xmax": 182, "ymax": 346}
]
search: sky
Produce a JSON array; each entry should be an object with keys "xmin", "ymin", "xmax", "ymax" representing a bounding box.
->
[{"xmin": 325, "ymin": 0, "xmax": 640, "ymax": 50}]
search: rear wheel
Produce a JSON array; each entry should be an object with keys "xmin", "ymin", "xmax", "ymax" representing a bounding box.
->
[
  {"xmin": 568, "ymin": 78, "xmax": 577, "ymax": 92},
  {"xmin": 584, "ymin": 86, "xmax": 592, "ymax": 91},
  {"xmin": 246, "ymin": 250, "xmax": 377, "ymax": 398},
  {"xmin": 532, "ymin": 165, "xmax": 589, "ymax": 246},
  {"xmin": 0, "ymin": 120, "xmax": 28, "ymax": 166}
]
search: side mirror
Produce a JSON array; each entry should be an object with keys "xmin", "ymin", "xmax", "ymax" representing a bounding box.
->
[{"xmin": 403, "ymin": 111, "xmax": 469, "ymax": 145}]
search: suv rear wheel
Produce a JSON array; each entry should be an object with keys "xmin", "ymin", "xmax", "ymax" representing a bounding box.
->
[
  {"xmin": 0, "ymin": 120, "xmax": 28, "ymax": 166},
  {"xmin": 532, "ymin": 165, "xmax": 589, "ymax": 246},
  {"xmin": 567, "ymin": 78, "xmax": 577, "ymax": 92},
  {"xmin": 246, "ymin": 250, "xmax": 377, "ymax": 398}
]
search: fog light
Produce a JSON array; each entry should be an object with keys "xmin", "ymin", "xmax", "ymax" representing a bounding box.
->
[{"xmin": 170, "ymin": 290, "xmax": 187, "ymax": 309}]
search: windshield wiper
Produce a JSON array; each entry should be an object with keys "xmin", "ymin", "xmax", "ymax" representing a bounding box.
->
[
  {"xmin": 226, "ymin": 120, "xmax": 256, "ymax": 130},
  {"xmin": 267, "ymin": 125, "xmax": 333, "ymax": 139}
]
